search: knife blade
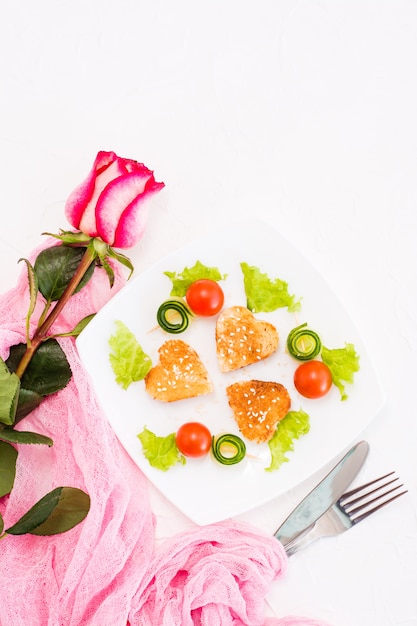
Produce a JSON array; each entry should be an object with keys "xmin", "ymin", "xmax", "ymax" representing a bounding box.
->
[{"xmin": 273, "ymin": 440, "xmax": 369, "ymax": 547}]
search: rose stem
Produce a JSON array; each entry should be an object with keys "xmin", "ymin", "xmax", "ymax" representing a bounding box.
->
[{"xmin": 15, "ymin": 246, "xmax": 96, "ymax": 379}]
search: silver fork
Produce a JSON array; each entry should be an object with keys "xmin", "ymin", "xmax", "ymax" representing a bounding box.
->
[{"xmin": 283, "ymin": 472, "xmax": 407, "ymax": 556}]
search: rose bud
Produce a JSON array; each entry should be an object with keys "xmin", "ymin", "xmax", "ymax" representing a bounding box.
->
[{"xmin": 65, "ymin": 151, "xmax": 164, "ymax": 249}]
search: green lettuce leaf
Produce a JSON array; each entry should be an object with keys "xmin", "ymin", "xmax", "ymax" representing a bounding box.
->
[
  {"xmin": 266, "ymin": 408, "xmax": 310, "ymax": 472},
  {"xmin": 240, "ymin": 262, "xmax": 301, "ymax": 313},
  {"xmin": 137, "ymin": 427, "xmax": 186, "ymax": 471},
  {"xmin": 321, "ymin": 343, "xmax": 360, "ymax": 401},
  {"xmin": 164, "ymin": 260, "xmax": 227, "ymax": 297},
  {"xmin": 109, "ymin": 321, "xmax": 152, "ymax": 390}
]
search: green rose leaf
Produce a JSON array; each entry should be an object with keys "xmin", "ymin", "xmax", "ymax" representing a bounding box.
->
[
  {"xmin": 0, "ymin": 512, "xmax": 4, "ymax": 536},
  {"xmin": 13, "ymin": 388, "xmax": 43, "ymax": 423},
  {"xmin": 43, "ymin": 229, "xmax": 91, "ymax": 246},
  {"xmin": 18, "ymin": 258, "xmax": 39, "ymax": 342},
  {"xmin": 98, "ymin": 253, "xmax": 115, "ymax": 288},
  {"xmin": 0, "ymin": 429, "xmax": 53, "ymax": 446},
  {"xmin": 34, "ymin": 245, "xmax": 95, "ymax": 302},
  {"xmin": 6, "ymin": 339, "xmax": 72, "ymax": 397},
  {"xmin": 0, "ymin": 357, "xmax": 20, "ymax": 426},
  {"xmin": 106, "ymin": 247, "xmax": 134, "ymax": 279},
  {"xmin": 5, "ymin": 486, "xmax": 90, "ymax": 536},
  {"xmin": 0, "ymin": 440, "xmax": 18, "ymax": 497},
  {"xmin": 54, "ymin": 313, "xmax": 96, "ymax": 338}
]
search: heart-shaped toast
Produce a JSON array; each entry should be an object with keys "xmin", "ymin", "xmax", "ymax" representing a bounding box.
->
[
  {"xmin": 215, "ymin": 306, "xmax": 279, "ymax": 372},
  {"xmin": 226, "ymin": 379, "xmax": 291, "ymax": 442},
  {"xmin": 145, "ymin": 339, "xmax": 213, "ymax": 402}
]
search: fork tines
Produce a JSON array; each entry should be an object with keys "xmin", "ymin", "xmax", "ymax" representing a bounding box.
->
[{"xmin": 338, "ymin": 472, "xmax": 408, "ymax": 525}]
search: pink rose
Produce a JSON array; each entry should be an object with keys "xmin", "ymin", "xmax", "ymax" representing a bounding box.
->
[{"xmin": 65, "ymin": 151, "xmax": 164, "ymax": 249}]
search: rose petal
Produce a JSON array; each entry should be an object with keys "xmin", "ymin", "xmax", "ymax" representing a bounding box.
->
[
  {"xmin": 122, "ymin": 159, "xmax": 154, "ymax": 175},
  {"xmin": 65, "ymin": 151, "xmax": 117, "ymax": 231},
  {"xmin": 95, "ymin": 170, "xmax": 155, "ymax": 246},
  {"xmin": 79, "ymin": 158, "xmax": 131, "ymax": 237},
  {"xmin": 65, "ymin": 151, "xmax": 164, "ymax": 247},
  {"xmin": 112, "ymin": 177, "xmax": 165, "ymax": 248}
]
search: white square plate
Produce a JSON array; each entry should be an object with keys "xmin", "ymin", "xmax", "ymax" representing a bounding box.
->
[{"xmin": 76, "ymin": 219, "xmax": 385, "ymax": 525}]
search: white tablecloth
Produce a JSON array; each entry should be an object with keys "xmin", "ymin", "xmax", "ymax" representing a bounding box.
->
[{"xmin": 1, "ymin": 2, "xmax": 416, "ymax": 624}]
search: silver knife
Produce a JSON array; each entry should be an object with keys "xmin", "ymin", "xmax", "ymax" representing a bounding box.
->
[{"xmin": 274, "ymin": 440, "xmax": 369, "ymax": 549}]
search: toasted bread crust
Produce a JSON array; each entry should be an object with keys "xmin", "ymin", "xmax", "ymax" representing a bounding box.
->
[
  {"xmin": 215, "ymin": 306, "xmax": 279, "ymax": 372},
  {"xmin": 145, "ymin": 339, "xmax": 213, "ymax": 402},
  {"xmin": 226, "ymin": 379, "xmax": 291, "ymax": 442}
]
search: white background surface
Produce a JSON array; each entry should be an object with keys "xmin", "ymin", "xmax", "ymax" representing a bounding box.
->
[{"xmin": 1, "ymin": 1, "xmax": 416, "ymax": 625}]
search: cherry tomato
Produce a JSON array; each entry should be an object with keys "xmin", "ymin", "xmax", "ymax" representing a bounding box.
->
[
  {"xmin": 293, "ymin": 360, "xmax": 333, "ymax": 399},
  {"xmin": 175, "ymin": 422, "xmax": 212, "ymax": 457},
  {"xmin": 185, "ymin": 279, "xmax": 224, "ymax": 316}
]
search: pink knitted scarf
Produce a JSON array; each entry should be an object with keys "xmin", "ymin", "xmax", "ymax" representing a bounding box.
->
[{"xmin": 0, "ymin": 245, "xmax": 329, "ymax": 626}]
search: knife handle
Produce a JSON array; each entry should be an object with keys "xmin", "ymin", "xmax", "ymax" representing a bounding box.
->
[
  {"xmin": 282, "ymin": 504, "xmax": 349, "ymax": 556},
  {"xmin": 282, "ymin": 522, "xmax": 318, "ymax": 556}
]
